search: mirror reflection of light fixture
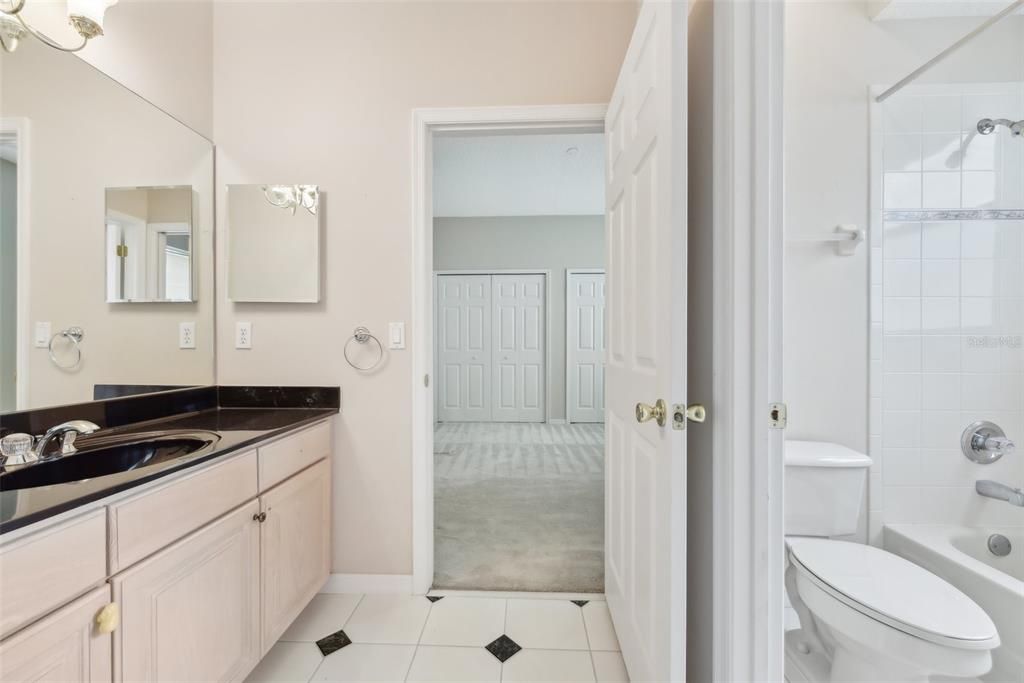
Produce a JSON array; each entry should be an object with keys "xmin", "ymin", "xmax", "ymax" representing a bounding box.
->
[
  {"xmin": 261, "ymin": 185, "xmax": 319, "ymax": 216},
  {"xmin": 0, "ymin": 0, "xmax": 118, "ymax": 53}
]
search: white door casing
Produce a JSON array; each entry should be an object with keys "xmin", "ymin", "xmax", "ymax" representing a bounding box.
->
[
  {"xmin": 603, "ymin": 1, "xmax": 688, "ymax": 682},
  {"xmin": 436, "ymin": 274, "xmax": 492, "ymax": 422},
  {"xmin": 566, "ymin": 270, "xmax": 606, "ymax": 423},
  {"xmin": 491, "ymin": 273, "xmax": 545, "ymax": 423}
]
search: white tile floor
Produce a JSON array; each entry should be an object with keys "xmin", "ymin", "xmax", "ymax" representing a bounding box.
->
[{"xmin": 247, "ymin": 593, "xmax": 629, "ymax": 683}]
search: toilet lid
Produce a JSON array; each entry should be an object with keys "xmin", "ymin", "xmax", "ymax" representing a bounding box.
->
[{"xmin": 787, "ymin": 538, "xmax": 998, "ymax": 648}]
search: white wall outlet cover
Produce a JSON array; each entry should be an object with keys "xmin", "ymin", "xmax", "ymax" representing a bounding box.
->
[
  {"xmin": 388, "ymin": 322, "xmax": 406, "ymax": 350},
  {"xmin": 34, "ymin": 322, "xmax": 51, "ymax": 348},
  {"xmin": 235, "ymin": 322, "xmax": 253, "ymax": 349},
  {"xmin": 179, "ymin": 322, "xmax": 197, "ymax": 349}
]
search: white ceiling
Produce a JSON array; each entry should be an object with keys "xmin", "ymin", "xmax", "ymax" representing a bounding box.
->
[
  {"xmin": 871, "ymin": 0, "xmax": 1024, "ymax": 20},
  {"xmin": 432, "ymin": 132, "xmax": 604, "ymax": 217}
]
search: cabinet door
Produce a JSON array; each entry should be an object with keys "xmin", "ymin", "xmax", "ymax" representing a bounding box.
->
[
  {"xmin": 113, "ymin": 501, "xmax": 261, "ymax": 683},
  {"xmin": 260, "ymin": 458, "xmax": 331, "ymax": 652},
  {"xmin": 0, "ymin": 586, "xmax": 112, "ymax": 683}
]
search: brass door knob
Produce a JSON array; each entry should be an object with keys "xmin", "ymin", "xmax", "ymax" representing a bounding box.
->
[{"xmin": 636, "ymin": 399, "xmax": 667, "ymax": 427}]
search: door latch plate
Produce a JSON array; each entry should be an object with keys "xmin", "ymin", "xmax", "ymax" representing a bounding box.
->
[{"xmin": 769, "ymin": 402, "xmax": 787, "ymax": 429}]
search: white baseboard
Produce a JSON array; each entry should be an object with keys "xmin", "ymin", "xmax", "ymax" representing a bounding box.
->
[
  {"xmin": 320, "ymin": 573, "xmax": 415, "ymax": 595},
  {"xmin": 547, "ymin": 418, "xmax": 567, "ymax": 425}
]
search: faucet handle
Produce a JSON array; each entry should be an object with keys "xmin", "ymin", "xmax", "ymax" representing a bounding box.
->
[
  {"xmin": 963, "ymin": 421, "xmax": 1014, "ymax": 464},
  {"xmin": 983, "ymin": 436, "xmax": 1015, "ymax": 455},
  {"xmin": 0, "ymin": 434, "xmax": 37, "ymax": 467}
]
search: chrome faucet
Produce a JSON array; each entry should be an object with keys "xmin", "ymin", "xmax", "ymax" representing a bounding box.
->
[
  {"xmin": 976, "ymin": 480, "xmax": 1024, "ymax": 507},
  {"xmin": 962, "ymin": 421, "xmax": 1016, "ymax": 464},
  {"xmin": 32, "ymin": 420, "xmax": 101, "ymax": 460}
]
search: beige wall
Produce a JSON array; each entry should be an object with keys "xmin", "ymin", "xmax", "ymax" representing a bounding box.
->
[
  {"xmin": 433, "ymin": 215, "xmax": 605, "ymax": 422},
  {"xmin": 26, "ymin": 0, "xmax": 213, "ymax": 138},
  {"xmin": 1, "ymin": 39, "xmax": 215, "ymax": 408},
  {"xmin": 213, "ymin": 1, "xmax": 636, "ymax": 576},
  {"xmin": 784, "ymin": 4, "xmax": 1024, "ymax": 454}
]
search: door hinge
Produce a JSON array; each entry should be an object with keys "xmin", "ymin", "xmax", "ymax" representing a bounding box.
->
[
  {"xmin": 115, "ymin": 244, "xmax": 128, "ymax": 258},
  {"xmin": 769, "ymin": 402, "xmax": 787, "ymax": 429}
]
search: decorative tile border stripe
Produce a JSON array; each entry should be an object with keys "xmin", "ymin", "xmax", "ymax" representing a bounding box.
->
[{"xmin": 883, "ymin": 209, "xmax": 1024, "ymax": 221}]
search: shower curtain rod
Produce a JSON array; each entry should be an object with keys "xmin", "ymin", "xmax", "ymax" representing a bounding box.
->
[{"xmin": 876, "ymin": 0, "xmax": 1024, "ymax": 103}]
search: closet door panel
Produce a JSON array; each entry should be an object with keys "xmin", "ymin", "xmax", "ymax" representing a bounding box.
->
[
  {"xmin": 491, "ymin": 274, "xmax": 545, "ymax": 423},
  {"xmin": 436, "ymin": 275, "xmax": 492, "ymax": 421}
]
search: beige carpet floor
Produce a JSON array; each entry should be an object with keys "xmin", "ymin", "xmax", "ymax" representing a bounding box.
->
[{"xmin": 433, "ymin": 422, "xmax": 605, "ymax": 593}]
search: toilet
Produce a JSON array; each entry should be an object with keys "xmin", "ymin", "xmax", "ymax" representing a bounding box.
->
[{"xmin": 784, "ymin": 440, "xmax": 1000, "ymax": 683}]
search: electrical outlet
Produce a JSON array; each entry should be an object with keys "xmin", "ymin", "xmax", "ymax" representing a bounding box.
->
[
  {"xmin": 235, "ymin": 322, "xmax": 252, "ymax": 349},
  {"xmin": 179, "ymin": 322, "xmax": 196, "ymax": 349}
]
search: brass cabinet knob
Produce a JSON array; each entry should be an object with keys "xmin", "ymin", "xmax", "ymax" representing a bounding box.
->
[
  {"xmin": 636, "ymin": 399, "xmax": 667, "ymax": 427},
  {"xmin": 96, "ymin": 603, "xmax": 120, "ymax": 634}
]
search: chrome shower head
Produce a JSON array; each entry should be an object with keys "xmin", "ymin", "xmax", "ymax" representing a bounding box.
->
[{"xmin": 978, "ymin": 118, "xmax": 1024, "ymax": 137}]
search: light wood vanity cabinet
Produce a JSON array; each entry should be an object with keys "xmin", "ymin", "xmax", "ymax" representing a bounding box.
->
[
  {"xmin": 260, "ymin": 458, "xmax": 332, "ymax": 652},
  {"xmin": 114, "ymin": 501, "xmax": 262, "ymax": 683},
  {"xmin": 0, "ymin": 586, "xmax": 112, "ymax": 683},
  {"xmin": 0, "ymin": 420, "xmax": 333, "ymax": 683}
]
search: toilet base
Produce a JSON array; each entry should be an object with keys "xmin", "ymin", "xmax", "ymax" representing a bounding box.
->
[{"xmin": 784, "ymin": 630, "xmax": 830, "ymax": 682}]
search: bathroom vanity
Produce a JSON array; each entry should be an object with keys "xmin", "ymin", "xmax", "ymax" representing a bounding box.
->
[{"xmin": 0, "ymin": 387, "xmax": 339, "ymax": 683}]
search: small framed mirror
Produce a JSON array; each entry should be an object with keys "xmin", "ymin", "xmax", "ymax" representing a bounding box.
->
[
  {"xmin": 227, "ymin": 184, "xmax": 321, "ymax": 303},
  {"xmin": 105, "ymin": 186, "xmax": 195, "ymax": 303}
]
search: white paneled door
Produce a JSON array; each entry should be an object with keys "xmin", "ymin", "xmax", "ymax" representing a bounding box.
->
[
  {"xmin": 604, "ymin": 1, "xmax": 688, "ymax": 682},
  {"xmin": 491, "ymin": 274, "xmax": 546, "ymax": 423},
  {"xmin": 436, "ymin": 275, "xmax": 492, "ymax": 422},
  {"xmin": 435, "ymin": 273, "xmax": 545, "ymax": 423},
  {"xmin": 567, "ymin": 271, "xmax": 606, "ymax": 423}
]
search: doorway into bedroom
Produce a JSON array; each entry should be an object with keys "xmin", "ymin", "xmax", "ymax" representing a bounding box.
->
[{"xmin": 432, "ymin": 131, "xmax": 606, "ymax": 592}]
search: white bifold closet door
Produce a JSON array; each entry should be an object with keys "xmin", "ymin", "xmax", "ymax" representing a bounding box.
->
[
  {"xmin": 435, "ymin": 273, "xmax": 545, "ymax": 423},
  {"xmin": 491, "ymin": 274, "xmax": 545, "ymax": 422},
  {"xmin": 436, "ymin": 275, "xmax": 492, "ymax": 422},
  {"xmin": 566, "ymin": 271, "xmax": 606, "ymax": 423}
]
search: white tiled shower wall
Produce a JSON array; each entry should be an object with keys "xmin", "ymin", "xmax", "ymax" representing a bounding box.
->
[{"xmin": 869, "ymin": 83, "xmax": 1024, "ymax": 545}]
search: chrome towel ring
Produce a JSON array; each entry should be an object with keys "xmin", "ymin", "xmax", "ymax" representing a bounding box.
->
[
  {"xmin": 344, "ymin": 326, "xmax": 384, "ymax": 371},
  {"xmin": 48, "ymin": 326, "xmax": 84, "ymax": 370}
]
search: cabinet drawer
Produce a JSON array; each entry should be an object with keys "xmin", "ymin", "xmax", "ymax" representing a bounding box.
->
[
  {"xmin": 108, "ymin": 450, "xmax": 258, "ymax": 573},
  {"xmin": 0, "ymin": 510, "xmax": 106, "ymax": 640},
  {"xmin": 258, "ymin": 421, "xmax": 331, "ymax": 491},
  {"xmin": 0, "ymin": 585, "xmax": 112, "ymax": 683}
]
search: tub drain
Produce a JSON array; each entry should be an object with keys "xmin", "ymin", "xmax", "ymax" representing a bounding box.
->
[{"xmin": 987, "ymin": 534, "xmax": 1011, "ymax": 557}]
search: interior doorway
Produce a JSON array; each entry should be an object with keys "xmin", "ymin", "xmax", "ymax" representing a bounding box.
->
[{"xmin": 429, "ymin": 130, "xmax": 606, "ymax": 593}]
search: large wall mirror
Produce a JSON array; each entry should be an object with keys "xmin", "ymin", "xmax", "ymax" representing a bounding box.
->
[{"xmin": 0, "ymin": 41, "xmax": 215, "ymax": 412}]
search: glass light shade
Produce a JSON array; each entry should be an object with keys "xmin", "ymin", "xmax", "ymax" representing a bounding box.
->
[{"xmin": 66, "ymin": 0, "xmax": 118, "ymax": 30}]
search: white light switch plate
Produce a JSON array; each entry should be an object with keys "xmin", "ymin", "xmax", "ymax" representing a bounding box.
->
[
  {"xmin": 235, "ymin": 322, "xmax": 252, "ymax": 349},
  {"xmin": 388, "ymin": 322, "xmax": 405, "ymax": 349},
  {"xmin": 34, "ymin": 322, "xmax": 51, "ymax": 348},
  {"xmin": 179, "ymin": 322, "xmax": 196, "ymax": 349}
]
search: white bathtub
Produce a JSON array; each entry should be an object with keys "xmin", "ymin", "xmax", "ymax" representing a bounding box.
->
[{"xmin": 885, "ymin": 525, "xmax": 1024, "ymax": 683}]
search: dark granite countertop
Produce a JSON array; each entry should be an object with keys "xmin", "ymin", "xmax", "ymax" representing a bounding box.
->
[{"xmin": 0, "ymin": 405, "xmax": 337, "ymax": 535}]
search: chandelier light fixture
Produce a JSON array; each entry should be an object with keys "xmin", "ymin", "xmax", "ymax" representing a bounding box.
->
[
  {"xmin": 0, "ymin": 0, "xmax": 118, "ymax": 53},
  {"xmin": 262, "ymin": 185, "xmax": 320, "ymax": 217}
]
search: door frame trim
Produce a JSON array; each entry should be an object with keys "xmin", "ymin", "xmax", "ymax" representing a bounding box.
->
[
  {"xmin": 0, "ymin": 117, "xmax": 31, "ymax": 411},
  {"xmin": 411, "ymin": 105, "xmax": 607, "ymax": 595},
  {"xmin": 433, "ymin": 269, "xmax": 553, "ymax": 424},
  {"xmin": 712, "ymin": 1, "xmax": 786, "ymax": 681},
  {"xmin": 564, "ymin": 268, "xmax": 605, "ymax": 424}
]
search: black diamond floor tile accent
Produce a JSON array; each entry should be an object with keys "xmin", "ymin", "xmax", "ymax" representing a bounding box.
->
[
  {"xmin": 426, "ymin": 595, "xmax": 445, "ymax": 603},
  {"xmin": 316, "ymin": 629, "xmax": 352, "ymax": 657},
  {"xmin": 571, "ymin": 600, "xmax": 590, "ymax": 607},
  {"xmin": 485, "ymin": 634, "xmax": 522, "ymax": 662}
]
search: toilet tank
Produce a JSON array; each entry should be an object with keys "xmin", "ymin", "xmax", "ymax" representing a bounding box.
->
[{"xmin": 785, "ymin": 440, "xmax": 873, "ymax": 537}]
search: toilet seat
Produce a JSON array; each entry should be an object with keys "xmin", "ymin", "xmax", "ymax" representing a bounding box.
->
[{"xmin": 786, "ymin": 538, "xmax": 998, "ymax": 650}]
